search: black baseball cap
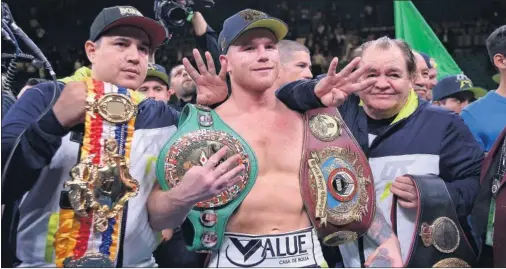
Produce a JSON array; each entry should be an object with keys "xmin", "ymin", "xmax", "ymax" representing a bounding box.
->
[
  {"xmin": 432, "ymin": 74, "xmax": 486, "ymax": 101},
  {"xmin": 218, "ymin": 9, "xmax": 288, "ymax": 54},
  {"xmin": 146, "ymin": 64, "xmax": 169, "ymax": 86},
  {"xmin": 89, "ymin": 6, "xmax": 166, "ymax": 50}
]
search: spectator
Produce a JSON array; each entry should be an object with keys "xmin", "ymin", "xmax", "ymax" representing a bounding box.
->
[
  {"xmin": 432, "ymin": 74, "xmax": 485, "ymax": 114},
  {"xmin": 461, "ymin": 25, "xmax": 506, "ymax": 152},
  {"xmin": 137, "ymin": 64, "xmax": 174, "ymax": 102},
  {"xmin": 412, "ymin": 51, "xmax": 430, "ymax": 100},
  {"xmin": 168, "ymin": 64, "xmax": 197, "ymax": 111}
]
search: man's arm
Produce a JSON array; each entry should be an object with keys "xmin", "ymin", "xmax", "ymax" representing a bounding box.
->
[
  {"xmin": 364, "ymin": 207, "xmax": 403, "ymax": 267},
  {"xmin": 275, "ymin": 58, "xmax": 377, "ymax": 112},
  {"xmin": 191, "ymin": 11, "xmax": 227, "ymax": 106},
  {"xmin": 440, "ymin": 113, "xmax": 484, "ymax": 217},
  {"xmin": 136, "ymin": 98, "xmax": 181, "ymax": 129},
  {"xmin": 367, "ymin": 207, "xmax": 396, "ymax": 245},
  {"xmin": 148, "ymin": 183, "xmax": 194, "ymax": 231},
  {"xmin": 1, "ymin": 82, "xmax": 67, "ymax": 204},
  {"xmin": 192, "ymin": 12, "xmax": 221, "ymax": 73},
  {"xmin": 1, "ymin": 90, "xmax": 16, "ymax": 121},
  {"xmin": 275, "ymin": 76, "xmax": 326, "ymax": 113}
]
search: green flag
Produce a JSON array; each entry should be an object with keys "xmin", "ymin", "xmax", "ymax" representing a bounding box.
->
[{"xmin": 394, "ymin": 0, "xmax": 462, "ymax": 79}]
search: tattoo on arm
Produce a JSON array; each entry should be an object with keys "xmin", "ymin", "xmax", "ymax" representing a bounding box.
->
[
  {"xmin": 367, "ymin": 206, "xmax": 395, "ymax": 245},
  {"xmin": 369, "ymin": 248, "xmax": 392, "ymax": 267}
]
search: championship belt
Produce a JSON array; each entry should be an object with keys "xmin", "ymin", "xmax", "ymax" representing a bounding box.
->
[
  {"xmin": 391, "ymin": 175, "xmax": 476, "ymax": 267},
  {"xmin": 156, "ymin": 104, "xmax": 258, "ymax": 252},
  {"xmin": 300, "ymin": 107, "xmax": 375, "ymax": 246},
  {"xmin": 54, "ymin": 79, "xmax": 144, "ymax": 267}
]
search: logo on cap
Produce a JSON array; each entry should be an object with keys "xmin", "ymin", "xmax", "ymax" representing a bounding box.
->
[
  {"xmin": 238, "ymin": 9, "xmax": 268, "ymax": 22},
  {"xmin": 456, "ymin": 74, "xmax": 472, "ymax": 89},
  {"xmin": 430, "ymin": 58, "xmax": 438, "ymax": 69},
  {"xmin": 220, "ymin": 37, "xmax": 227, "ymax": 52},
  {"xmin": 119, "ymin": 7, "xmax": 142, "ymax": 17}
]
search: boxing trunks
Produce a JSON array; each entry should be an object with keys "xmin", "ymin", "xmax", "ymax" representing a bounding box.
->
[
  {"xmin": 300, "ymin": 107, "xmax": 375, "ymax": 245},
  {"xmin": 207, "ymin": 227, "xmax": 326, "ymax": 268},
  {"xmin": 391, "ymin": 175, "xmax": 476, "ymax": 267},
  {"xmin": 156, "ymin": 104, "xmax": 258, "ymax": 253}
]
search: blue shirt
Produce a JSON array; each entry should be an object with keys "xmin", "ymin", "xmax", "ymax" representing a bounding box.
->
[{"xmin": 461, "ymin": 90, "xmax": 506, "ymax": 152}]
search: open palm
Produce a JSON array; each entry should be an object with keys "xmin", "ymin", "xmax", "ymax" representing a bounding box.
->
[
  {"xmin": 315, "ymin": 57, "xmax": 377, "ymax": 107},
  {"xmin": 182, "ymin": 49, "xmax": 228, "ymax": 106}
]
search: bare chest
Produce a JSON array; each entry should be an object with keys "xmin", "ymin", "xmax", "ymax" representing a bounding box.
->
[{"xmin": 222, "ymin": 111, "xmax": 304, "ymax": 174}]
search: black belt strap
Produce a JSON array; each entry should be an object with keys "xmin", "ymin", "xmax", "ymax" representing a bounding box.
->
[{"xmin": 358, "ymin": 237, "xmax": 365, "ymax": 267}]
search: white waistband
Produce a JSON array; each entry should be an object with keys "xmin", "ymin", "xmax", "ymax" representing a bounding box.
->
[{"xmin": 208, "ymin": 227, "xmax": 325, "ymax": 268}]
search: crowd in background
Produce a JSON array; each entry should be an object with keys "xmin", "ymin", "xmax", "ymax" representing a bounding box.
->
[
  {"xmin": 3, "ymin": 0, "xmax": 505, "ymax": 95},
  {"xmin": 2, "ymin": 0, "xmax": 506, "ymax": 268}
]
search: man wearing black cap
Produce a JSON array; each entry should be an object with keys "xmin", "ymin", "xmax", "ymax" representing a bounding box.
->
[
  {"xmin": 1, "ymin": 5, "xmax": 231, "ymax": 267},
  {"xmin": 137, "ymin": 63, "xmax": 174, "ymax": 102},
  {"xmin": 432, "ymin": 74, "xmax": 485, "ymax": 114},
  {"xmin": 148, "ymin": 9, "xmax": 402, "ymax": 268}
]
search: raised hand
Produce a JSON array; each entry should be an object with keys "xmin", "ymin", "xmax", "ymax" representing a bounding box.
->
[
  {"xmin": 315, "ymin": 57, "xmax": 377, "ymax": 107},
  {"xmin": 182, "ymin": 48, "xmax": 228, "ymax": 106}
]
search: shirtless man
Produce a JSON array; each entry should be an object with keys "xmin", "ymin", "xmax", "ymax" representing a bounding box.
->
[{"xmin": 148, "ymin": 9, "xmax": 402, "ymax": 268}]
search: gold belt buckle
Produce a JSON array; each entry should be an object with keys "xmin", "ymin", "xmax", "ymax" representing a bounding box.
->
[{"xmin": 86, "ymin": 93, "xmax": 137, "ymax": 124}]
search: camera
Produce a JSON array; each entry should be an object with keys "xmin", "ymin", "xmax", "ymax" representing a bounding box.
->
[{"xmin": 154, "ymin": 0, "xmax": 215, "ymax": 28}]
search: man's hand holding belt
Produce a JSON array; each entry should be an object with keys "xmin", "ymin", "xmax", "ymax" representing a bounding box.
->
[
  {"xmin": 52, "ymin": 81, "xmax": 89, "ymax": 128},
  {"xmin": 391, "ymin": 176, "xmax": 419, "ymax": 208}
]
